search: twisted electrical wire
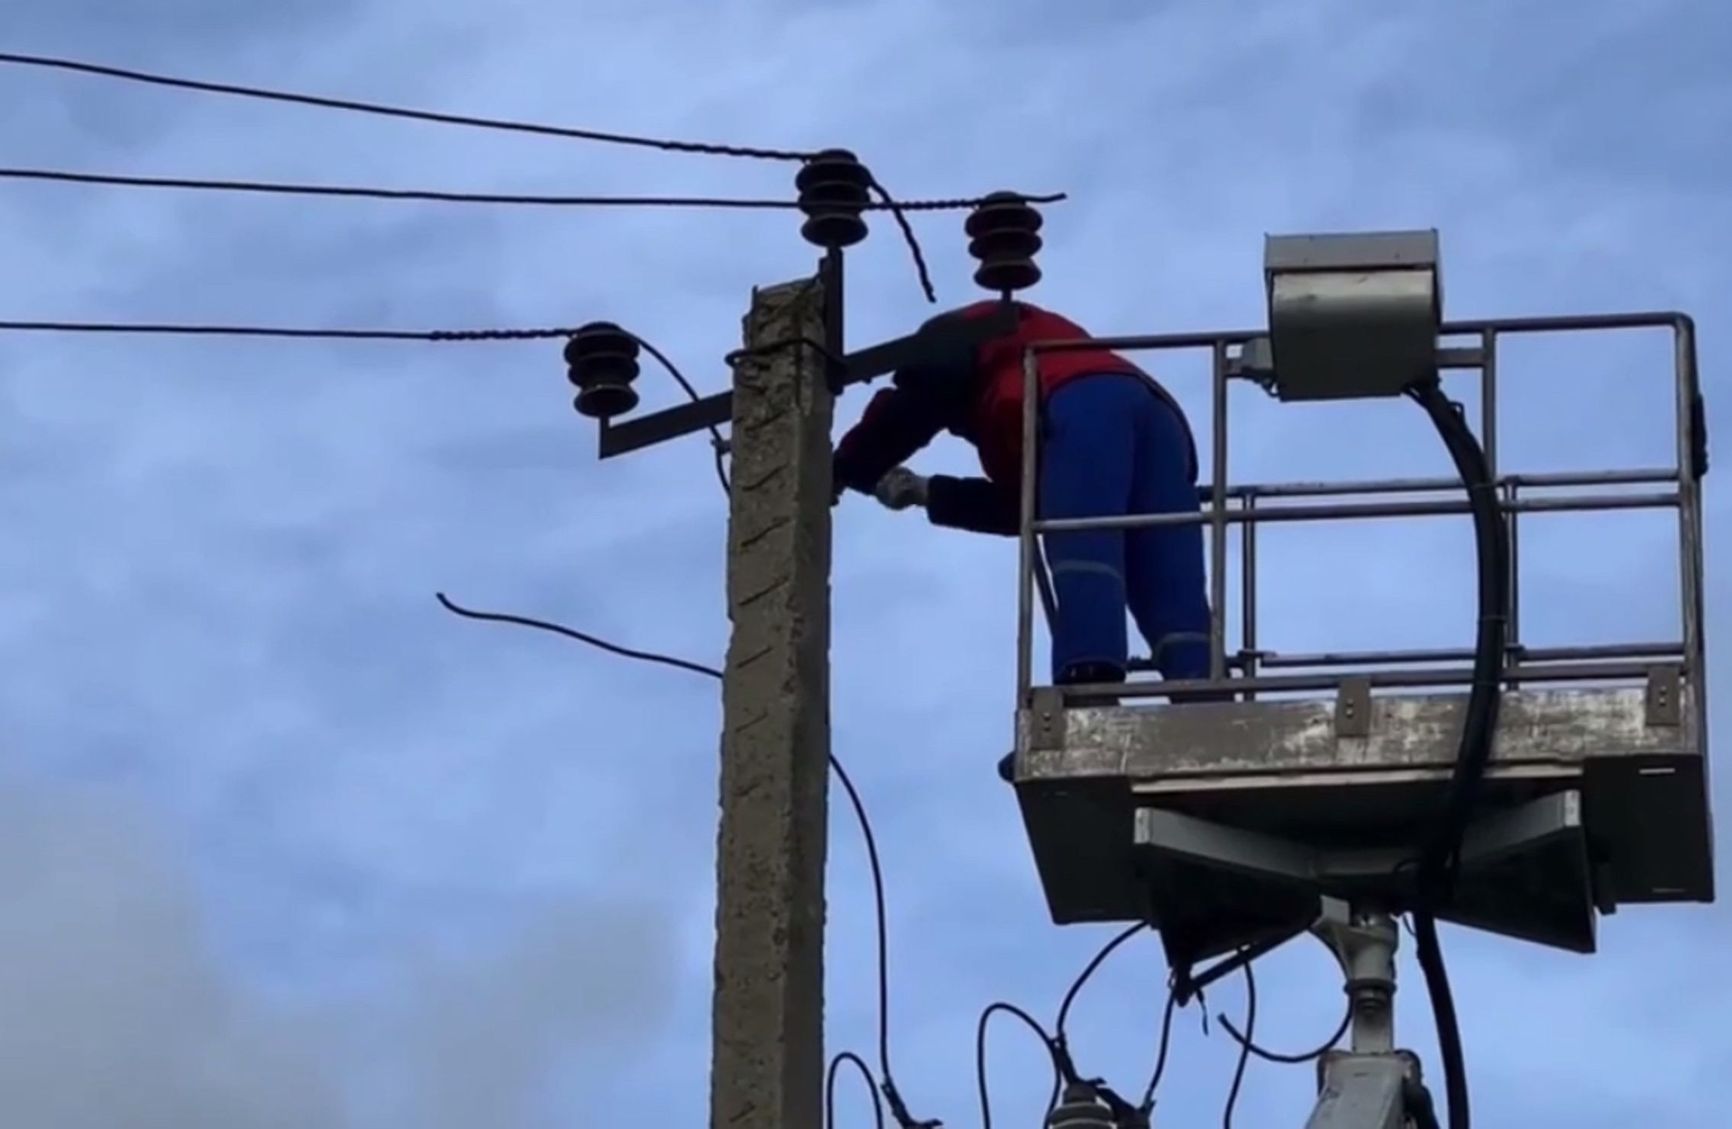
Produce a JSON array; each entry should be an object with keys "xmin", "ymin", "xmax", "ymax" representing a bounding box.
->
[
  {"xmin": 0, "ymin": 319, "xmax": 582, "ymax": 341},
  {"xmin": 0, "ymin": 166, "xmax": 1064, "ymax": 215},
  {"xmin": 0, "ymin": 52, "xmax": 1072, "ymax": 302},
  {"xmin": 0, "ymin": 50, "xmax": 812, "ymax": 160}
]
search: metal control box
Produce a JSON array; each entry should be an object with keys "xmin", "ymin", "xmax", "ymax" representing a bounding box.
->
[{"xmin": 1264, "ymin": 230, "xmax": 1443, "ymax": 401}]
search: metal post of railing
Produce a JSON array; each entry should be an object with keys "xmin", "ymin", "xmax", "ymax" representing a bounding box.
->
[
  {"xmin": 1672, "ymin": 317, "xmax": 1706, "ymax": 695},
  {"xmin": 1015, "ymin": 344, "xmax": 1041, "ymax": 707},
  {"xmin": 1506, "ymin": 479, "xmax": 1523, "ymax": 690},
  {"xmin": 1480, "ymin": 328, "xmax": 1499, "ymax": 482},
  {"xmin": 1241, "ymin": 491, "xmax": 1260, "ymax": 700},
  {"xmin": 1209, "ymin": 341, "xmax": 1229, "ymax": 680}
]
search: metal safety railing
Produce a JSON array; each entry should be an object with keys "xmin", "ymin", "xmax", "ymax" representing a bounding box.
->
[{"xmin": 1013, "ymin": 312, "xmax": 1708, "ymax": 709}]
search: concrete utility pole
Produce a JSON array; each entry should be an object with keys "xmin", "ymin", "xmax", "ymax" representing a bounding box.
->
[{"xmin": 709, "ymin": 274, "xmax": 835, "ymax": 1129}]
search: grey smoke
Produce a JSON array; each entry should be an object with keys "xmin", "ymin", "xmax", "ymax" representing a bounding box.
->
[{"xmin": 0, "ymin": 781, "xmax": 675, "ymax": 1128}]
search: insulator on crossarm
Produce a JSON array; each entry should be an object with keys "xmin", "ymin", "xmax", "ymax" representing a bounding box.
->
[
  {"xmin": 1046, "ymin": 1082, "xmax": 1117, "ymax": 1129},
  {"xmin": 564, "ymin": 321, "xmax": 641, "ymax": 420},
  {"xmin": 966, "ymin": 190, "xmax": 1044, "ymax": 293},
  {"xmin": 795, "ymin": 148, "xmax": 871, "ymax": 249}
]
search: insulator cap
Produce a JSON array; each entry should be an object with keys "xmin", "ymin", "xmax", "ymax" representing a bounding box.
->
[
  {"xmin": 1046, "ymin": 1083, "xmax": 1115, "ymax": 1129},
  {"xmin": 795, "ymin": 147, "xmax": 871, "ymax": 249},
  {"xmin": 564, "ymin": 320, "xmax": 641, "ymax": 420},
  {"xmin": 965, "ymin": 190, "xmax": 1044, "ymax": 293}
]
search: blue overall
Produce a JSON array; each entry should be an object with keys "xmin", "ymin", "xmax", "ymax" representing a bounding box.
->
[{"xmin": 1040, "ymin": 373, "xmax": 1212, "ymax": 685}]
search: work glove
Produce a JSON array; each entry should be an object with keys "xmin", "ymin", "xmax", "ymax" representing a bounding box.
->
[{"xmin": 872, "ymin": 466, "xmax": 929, "ymax": 511}]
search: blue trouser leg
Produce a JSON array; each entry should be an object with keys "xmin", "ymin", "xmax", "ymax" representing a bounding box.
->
[
  {"xmin": 1126, "ymin": 389, "xmax": 1213, "ymax": 683},
  {"xmin": 1038, "ymin": 376, "xmax": 1136, "ymax": 683}
]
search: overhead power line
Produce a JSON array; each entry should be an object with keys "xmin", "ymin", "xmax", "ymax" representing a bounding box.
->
[
  {"xmin": 0, "ymin": 319, "xmax": 581, "ymax": 341},
  {"xmin": 0, "ymin": 51, "xmax": 1073, "ymax": 301},
  {"xmin": 0, "ymin": 50, "xmax": 812, "ymax": 161},
  {"xmin": 0, "ymin": 166, "xmax": 1063, "ymax": 213}
]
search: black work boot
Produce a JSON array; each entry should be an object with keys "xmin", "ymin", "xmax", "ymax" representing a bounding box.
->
[{"xmin": 1058, "ymin": 660, "xmax": 1127, "ymax": 708}]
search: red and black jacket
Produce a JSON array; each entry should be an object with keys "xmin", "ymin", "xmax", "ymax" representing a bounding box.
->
[{"xmin": 832, "ymin": 301, "xmax": 1196, "ymax": 535}]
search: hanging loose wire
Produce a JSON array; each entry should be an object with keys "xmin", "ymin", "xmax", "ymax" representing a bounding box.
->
[
  {"xmin": 433, "ymin": 594, "xmax": 723, "ymax": 680},
  {"xmin": 433, "ymin": 322, "xmax": 924, "ymax": 1125}
]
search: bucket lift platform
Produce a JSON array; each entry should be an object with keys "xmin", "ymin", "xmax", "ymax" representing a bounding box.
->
[{"xmin": 1004, "ymin": 231, "xmax": 1712, "ymax": 971}]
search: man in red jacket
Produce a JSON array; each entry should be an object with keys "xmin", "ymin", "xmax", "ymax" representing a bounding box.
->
[{"xmin": 833, "ymin": 300, "xmax": 1217, "ymax": 723}]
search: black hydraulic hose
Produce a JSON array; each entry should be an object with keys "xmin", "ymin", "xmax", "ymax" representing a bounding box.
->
[{"xmin": 1404, "ymin": 378, "xmax": 1510, "ymax": 1129}]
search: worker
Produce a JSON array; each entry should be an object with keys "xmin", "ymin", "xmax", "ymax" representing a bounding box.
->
[{"xmin": 832, "ymin": 299, "xmax": 1219, "ymax": 717}]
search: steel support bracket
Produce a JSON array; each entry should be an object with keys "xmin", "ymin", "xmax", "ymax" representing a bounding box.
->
[
  {"xmin": 1335, "ymin": 677, "xmax": 1372, "ymax": 739},
  {"xmin": 596, "ymin": 301, "xmax": 1017, "ymax": 458},
  {"xmin": 1645, "ymin": 664, "xmax": 1683, "ymax": 727},
  {"xmin": 1026, "ymin": 686, "xmax": 1067, "ymax": 752}
]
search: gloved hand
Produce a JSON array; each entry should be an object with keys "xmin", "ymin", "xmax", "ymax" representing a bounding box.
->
[{"xmin": 872, "ymin": 466, "xmax": 929, "ymax": 511}]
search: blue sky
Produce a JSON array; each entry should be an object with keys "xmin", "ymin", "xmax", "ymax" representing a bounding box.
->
[{"xmin": 0, "ymin": 0, "xmax": 1727, "ymax": 1125}]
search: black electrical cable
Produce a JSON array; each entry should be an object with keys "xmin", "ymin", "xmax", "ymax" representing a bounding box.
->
[
  {"xmin": 436, "ymin": 353, "xmax": 924, "ymax": 1122},
  {"xmin": 436, "ymin": 588, "xmax": 913, "ymax": 1125},
  {"xmin": 974, "ymin": 1001, "xmax": 1062, "ymax": 1129},
  {"xmin": 0, "ymin": 50, "xmax": 814, "ymax": 160},
  {"xmin": 621, "ymin": 332, "xmax": 731, "ymax": 493},
  {"xmin": 1221, "ymin": 958, "xmax": 1256, "ymax": 1129},
  {"xmin": 1218, "ymin": 995, "xmax": 1349, "ymax": 1065},
  {"xmin": 1052, "ymin": 921, "xmax": 1148, "ymax": 1059},
  {"xmin": 1137, "ymin": 982, "xmax": 1181, "ymax": 1108},
  {"xmin": 828, "ymin": 1051, "xmax": 887, "ymax": 1129},
  {"xmin": 0, "ymin": 319, "xmax": 581, "ymax": 341},
  {"xmin": 0, "ymin": 166, "xmax": 1065, "ymax": 216},
  {"xmin": 1401, "ymin": 378, "xmax": 1510, "ymax": 1129},
  {"xmin": 434, "ymin": 592, "xmax": 724, "ymax": 679}
]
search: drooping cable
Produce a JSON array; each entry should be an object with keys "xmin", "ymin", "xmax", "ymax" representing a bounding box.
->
[
  {"xmin": 828, "ymin": 1051, "xmax": 887, "ymax": 1129},
  {"xmin": 1052, "ymin": 921, "xmax": 1148, "ymax": 1062},
  {"xmin": 1221, "ymin": 959, "xmax": 1256, "ymax": 1129},
  {"xmin": 621, "ymin": 332, "xmax": 731, "ymax": 492},
  {"xmin": 434, "ymin": 324, "xmax": 919, "ymax": 1121},
  {"xmin": 974, "ymin": 1001, "xmax": 1062, "ymax": 1129},
  {"xmin": 1400, "ymin": 378, "xmax": 1511, "ymax": 1129},
  {"xmin": 1137, "ymin": 981, "xmax": 1181, "ymax": 1108},
  {"xmin": 434, "ymin": 592, "xmax": 723, "ymax": 679},
  {"xmin": 1218, "ymin": 996, "xmax": 1349, "ymax": 1065},
  {"xmin": 436, "ymin": 590, "xmax": 909, "ymax": 1126}
]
